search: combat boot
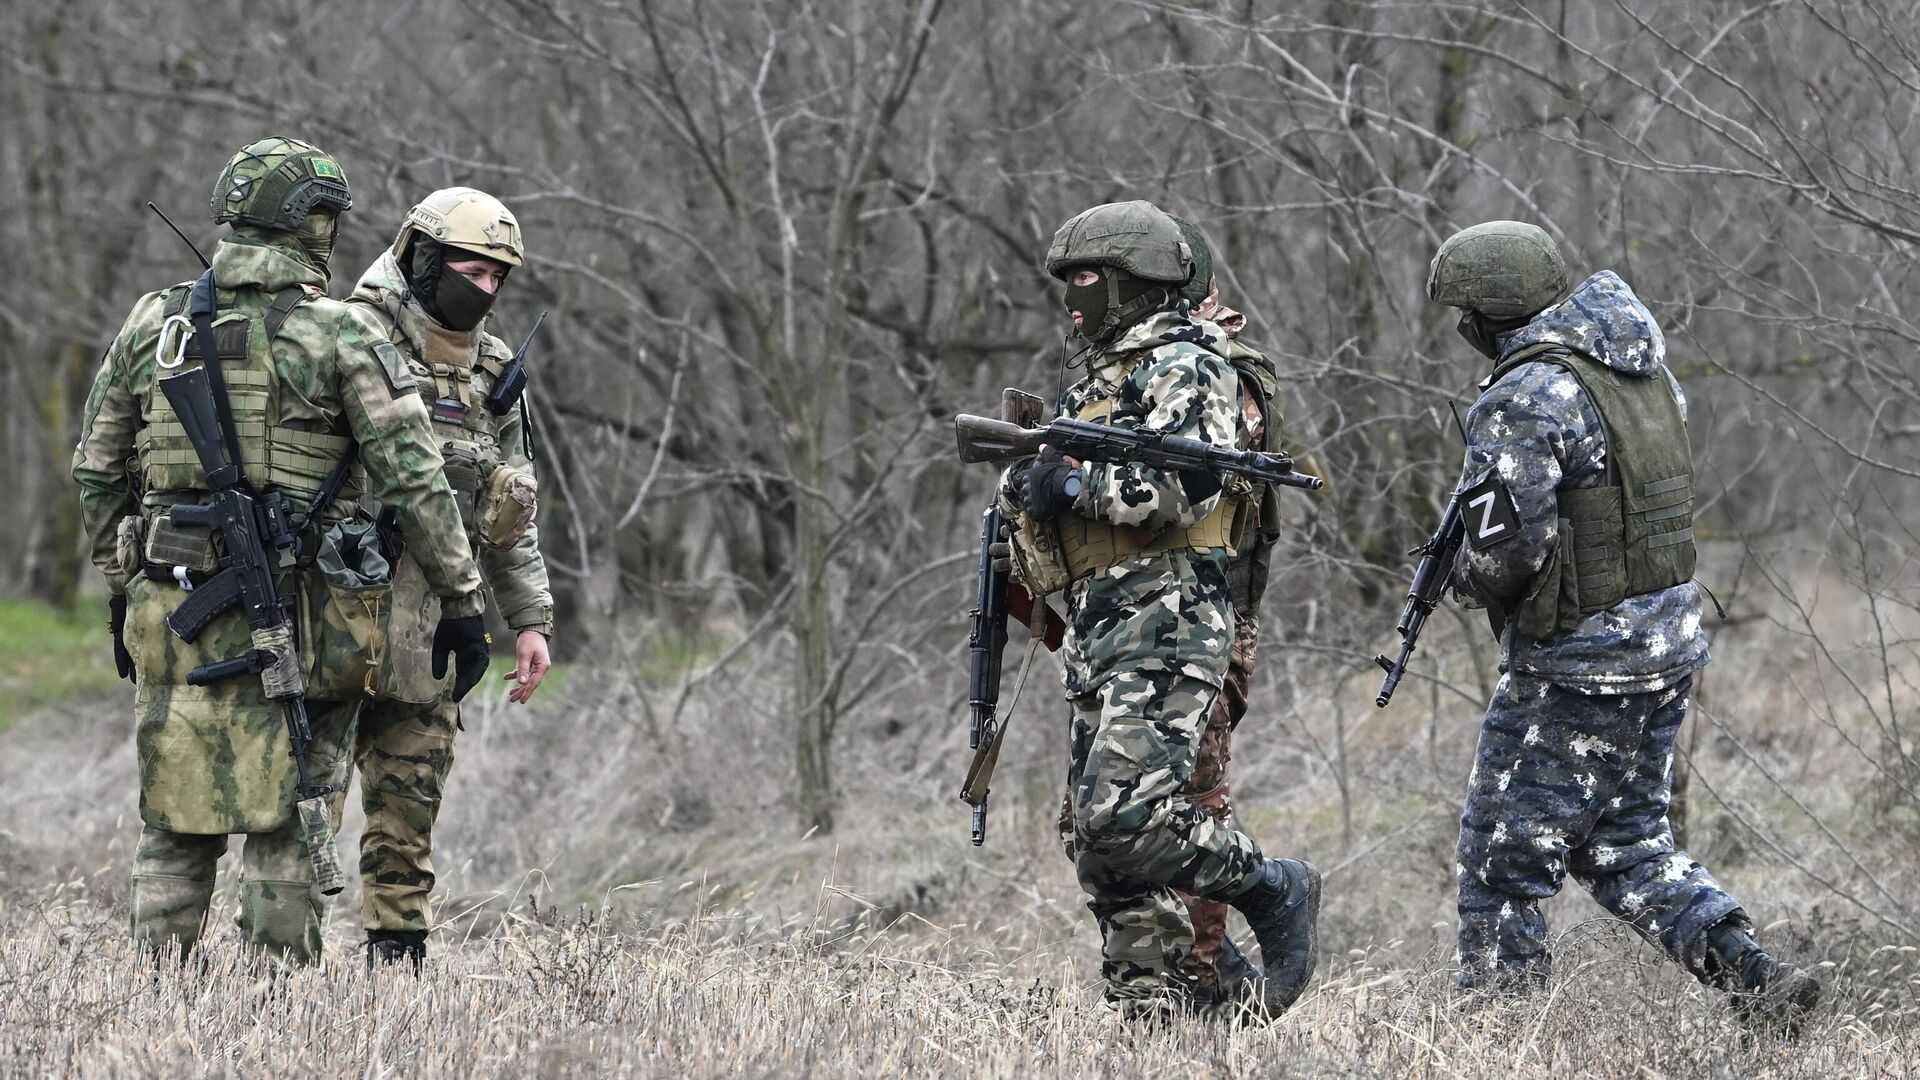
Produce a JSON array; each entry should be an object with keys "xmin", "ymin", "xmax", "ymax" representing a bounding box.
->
[
  {"xmin": 366, "ymin": 929, "xmax": 428, "ymax": 975},
  {"xmin": 1705, "ymin": 923, "xmax": 1822, "ymax": 1035},
  {"xmin": 1224, "ymin": 857, "xmax": 1321, "ymax": 1015}
]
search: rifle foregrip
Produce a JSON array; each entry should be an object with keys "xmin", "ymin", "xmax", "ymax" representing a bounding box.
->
[{"xmin": 166, "ymin": 571, "xmax": 242, "ymax": 643}]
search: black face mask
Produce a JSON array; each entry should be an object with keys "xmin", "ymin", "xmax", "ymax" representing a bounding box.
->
[
  {"xmin": 405, "ymin": 240, "xmax": 501, "ymax": 332},
  {"xmin": 1062, "ymin": 268, "xmax": 1162, "ymax": 342},
  {"xmin": 1455, "ymin": 310, "xmax": 1532, "ymax": 361}
]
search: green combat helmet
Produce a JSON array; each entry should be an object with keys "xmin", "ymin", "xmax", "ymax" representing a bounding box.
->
[
  {"xmin": 1172, "ymin": 217, "xmax": 1214, "ymax": 308},
  {"xmin": 209, "ymin": 136, "xmax": 353, "ymax": 232},
  {"xmin": 1425, "ymin": 220, "xmax": 1567, "ymax": 318},
  {"xmin": 1046, "ymin": 200, "xmax": 1192, "ymax": 341}
]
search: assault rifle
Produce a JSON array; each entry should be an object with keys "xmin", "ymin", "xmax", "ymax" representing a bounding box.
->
[
  {"xmin": 154, "ymin": 270, "xmax": 345, "ymax": 896},
  {"xmin": 957, "ymin": 503, "xmax": 1065, "ymax": 846},
  {"xmin": 954, "ymin": 414, "xmax": 1324, "ymax": 491},
  {"xmin": 1371, "ymin": 494, "xmax": 1464, "ymax": 709},
  {"xmin": 1373, "ymin": 403, "xmax": 1472, "ymax": 709}
]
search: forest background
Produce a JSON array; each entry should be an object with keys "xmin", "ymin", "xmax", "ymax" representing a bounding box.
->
[{"xmin": 0, "ymin": 1, "xmax": 1916, "ymax": 1075}]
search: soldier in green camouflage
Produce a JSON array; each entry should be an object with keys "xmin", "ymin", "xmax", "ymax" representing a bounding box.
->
[
  {"xmin": 1009, "ymin": 201, "xmax": 1320, "ymax": 1018},
  {"xmin": 72, "ymin": 137, "xmax": 490, "ymax": 965},
  {"xmin": 345, "ymin": 187, "xmax": 554, "ymax": 970}
]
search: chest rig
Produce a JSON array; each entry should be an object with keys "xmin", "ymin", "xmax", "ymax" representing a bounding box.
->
[
  {"xmin": 402, "ymin": 320, "xmax": 508, "ymax": 533},
  {"xmin": 137, "ymin": 283, "xmax": 360, "ymax": 569},
  {"xmin": 1050, "ymin": 394, "xmax": 1248, "ymax": 582},
  {"xmin": 1494, "ymin": 343, "xmax": 1697, "ymax": 638}
]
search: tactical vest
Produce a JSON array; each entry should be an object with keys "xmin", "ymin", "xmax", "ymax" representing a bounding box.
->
[
  {"xmin": 353, "ymin": 309, "xmax": 509, "ymax": 535},
  {"xmin": 1054, "ymin": 395, "xmax": 1245, "ymax": 580},
  {"xmin": 1493, "ymin": 343, "xmax": 1697, "ymax": 639},
  {"xmin": 136, "ymin": 283, "xmax": 360, "ymax": 567}
]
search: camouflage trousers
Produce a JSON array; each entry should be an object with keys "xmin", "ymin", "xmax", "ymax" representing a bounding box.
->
[
  {"xmin": 1456, "ymin": 672, "xmax": 1746, "ymax": 987},
  {"xmin": 130, "ymin": 698, "xmax": 357, "ymax": 965},
  {"xmin": 1064, "ymin": 665, "xmax": 1267, "ymax": 1003},
  {"xmin": 1175, "ymin": 612, "xmax": 1260, "ymax": 991},
  {"xmin": 352, "ymin": 693, "xmax": 459, "ymax": 933}
]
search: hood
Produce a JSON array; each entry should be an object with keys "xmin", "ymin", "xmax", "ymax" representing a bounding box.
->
[
  {"xmin": 210, "ymin": 229, "xmax": 328, "ymax": 292},
  {"xmin": 351, "ymin": 249, "xmax": 442, "ymax": 352},
  {"xmin": 1088, "ymin": 308, "xmax": 1228, "ymax": 379},
  {"xmin": 1500, "ymin": 270, "xmax": 1665, "ymax": 375}
]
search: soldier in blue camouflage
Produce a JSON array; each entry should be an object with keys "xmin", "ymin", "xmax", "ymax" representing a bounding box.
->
[
  {"xmin": 1008, "ymin": 201, "xmax": 1319, "ymax": 1019},
  {"xmin": 1431, "ymin": 221, "xmax": 1821, "ymax": 1029}
]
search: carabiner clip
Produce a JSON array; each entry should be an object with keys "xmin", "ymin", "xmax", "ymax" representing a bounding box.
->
[{"xmin": 157, "ymin": 314, "xmax": 194, "ymax": 370}]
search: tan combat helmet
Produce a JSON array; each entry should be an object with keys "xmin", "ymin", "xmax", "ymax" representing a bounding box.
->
[{"xmin": 393, "ymin": 187, "xmax": 524, "ymax": 266}]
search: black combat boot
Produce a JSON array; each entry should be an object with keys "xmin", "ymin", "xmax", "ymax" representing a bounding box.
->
[
  {"xmin": 1224, "ymin": 857, "xmax": 1321, "ymax": 1015},
  {"xmin": 1185, "ymin": 935, "xmax": 1268, "ymax": 1022},
  {"xmin": 1704, "ymin": 922, "xmax": 1822, "ymax": 1035},
  {"xmin": 366, "ymin": 929, "xmax": 428, "ymax": 975}
]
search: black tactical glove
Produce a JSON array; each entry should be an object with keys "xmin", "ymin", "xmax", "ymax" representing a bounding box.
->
[
  {"xmin": 107, "ymin": 594, "xmax": 135, "ymax": 682},
  {"xmin": 432, "ymin": 615, "xmax": 493, "ymax": 703},
  {"xmin": 1019, "ymin": 446, "xmax": 1084, "ymax": 522}
]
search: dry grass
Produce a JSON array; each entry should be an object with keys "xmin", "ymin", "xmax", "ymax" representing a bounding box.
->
[{"xmin": 1, "ymin": 551, "xmax": 1916, "ymax": 1077}]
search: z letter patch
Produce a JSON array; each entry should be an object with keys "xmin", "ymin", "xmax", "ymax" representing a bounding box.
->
[
  {"xmin": 372, "ymin": 340, "xmax": 416, "ymax": 394},
  {"xmin": 1460, "ymin": 474, "xmax": 1521, "ymax": 551}
]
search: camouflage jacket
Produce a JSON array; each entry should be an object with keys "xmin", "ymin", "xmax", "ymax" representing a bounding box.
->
[
  {"xmin": 72, "ymin": 231, "xmax": 484, "ymax": 833},
  {"xmin": 1022, "ymin": 310, "xmax": 1241, "ymax": 697},
  {"xmin": 74, "ymin": 232, "xmax": 485, "ymax": 616},
  {"xmin": 349, "ymin": 252, "xmax": 554, "ymax": 636},
  {"xmin": 1450, "ymin": 271, "xmax": 1709, "ymax": 694}
]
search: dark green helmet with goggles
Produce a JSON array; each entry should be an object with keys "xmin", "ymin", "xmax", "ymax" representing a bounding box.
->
[{"xmin": 209, "ymin": 136, "xmax": 353, "ymax": 232}]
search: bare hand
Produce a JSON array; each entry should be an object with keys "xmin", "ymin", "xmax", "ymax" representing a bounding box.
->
[{"xmin": 504, "ymin": 630, "xmax": 551, "ymax": 704}]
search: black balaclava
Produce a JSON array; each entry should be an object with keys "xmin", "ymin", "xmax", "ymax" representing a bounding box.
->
[
  {"xmin": 404, "ymin": 239, "xmax": 504, "ymax": 331},
  {"xmin": 1062, "ymin": 266, "xmax": 1165, "ymax": 343},
  {"xmin": 1456, "ymin": 310, "xmax": 1535, "ymax": 361}
]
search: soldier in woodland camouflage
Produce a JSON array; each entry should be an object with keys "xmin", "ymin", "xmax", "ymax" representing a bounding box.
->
[
  {"xmin": 1052, "ymin": 217, "xmax": 1286, "ymax": 1007},
  {"xmin": 1008, "ymin": 200, "xmax": 1319, "ymax": 1018},
  {"xmin": 73, "ymin": 138, "xmax": 490, "ymax": 965},
  {"xmin": 1430, "ymin": 221, "xmax": 1821, "ymax": 1028},
  {"xmin": 345, "ymin": 187, "xmax": 554, "ymax": 969}
]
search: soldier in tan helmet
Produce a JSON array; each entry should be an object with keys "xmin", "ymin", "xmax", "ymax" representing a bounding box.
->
[{"xmin": 344, "ymin": 187, "xmax": 555, "ymax": 969}]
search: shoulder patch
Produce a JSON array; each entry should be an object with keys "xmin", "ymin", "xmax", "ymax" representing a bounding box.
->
[
  {"xmin": 1460, "ymin": 472, "xmax": 1521, "ymax": 551},
  {"xmin": 372, "ymin": 340, "xmax": 416, "ymax": 393}
]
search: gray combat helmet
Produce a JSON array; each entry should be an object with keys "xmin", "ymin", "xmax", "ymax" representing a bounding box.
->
[
  {"xmin": 1426, "ymin": 221, "xmax": 1567, "ymax": 318},
  {"xmin": 1045, "ymin": 200, "xmax": 1193, "ymax": 284}
]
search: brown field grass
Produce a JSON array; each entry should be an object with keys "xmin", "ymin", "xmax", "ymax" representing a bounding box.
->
[{"xmin": 1, "ymin": 549, "xmax": 1917, "ymax": 1077}]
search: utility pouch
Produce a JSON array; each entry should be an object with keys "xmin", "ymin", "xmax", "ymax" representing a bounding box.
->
[
  {"xmin": 144, "ymin": 513, "xmax": 218, "ymax": 573},
  {"xmin": 301, "ymin": 520, "xmax": 395, "ymax": 701},
  {"xmin": 1513, "ymin": 516, "xmax": 1582, "ymax": 641},
  {"xmin": 1009, "ymin": 511, "xmax": 1072, "ymax": 600},
  {"xmin": 476, "ymin": 463, "xmax": 538, "ymax": 549},
  {"xmin": 114, "ymin": 515, "xmax": 148, "ymax": 580},
  {"xmin": 374, "ymin": 553, "xmax": 448, "ymax": 704}
]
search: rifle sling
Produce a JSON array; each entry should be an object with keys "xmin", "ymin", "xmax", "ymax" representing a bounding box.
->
[
  {"xmin": 959, "ymin": 637, "xmax": 1041, "ymax": 806},
  {"xmin": 189, "ymin": 270, "xmax": 252, "ymax": 495}
]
